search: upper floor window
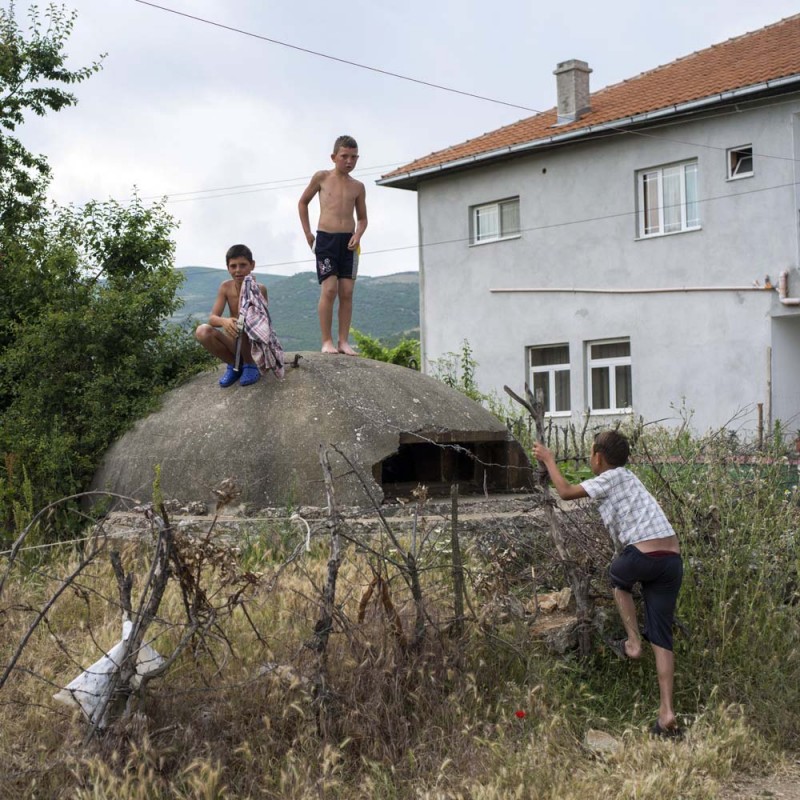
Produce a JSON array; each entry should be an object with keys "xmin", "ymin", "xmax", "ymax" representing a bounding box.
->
[
  {"xmin": 588, "ymin": 339, "xmax": 632, "ymax": 413},
  {"xmin": 727, "ymin": 145, "xmax": 753, "ymax": 180},
  {"xmin": 529, "ymin": 344, "xmax": 571, "ymax": 416},
  {"xmin": 637, "ymin": 161, "xmax": 699, "ymax": 238},
  {"xmin": 471, "ymin": 197, "xmax": 520, "ymax": 244}
]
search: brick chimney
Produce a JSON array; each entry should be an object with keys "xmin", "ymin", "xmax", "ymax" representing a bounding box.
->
[{"xmin": 553, "ymin": 59, "xmax": 592, "ymax": 124}]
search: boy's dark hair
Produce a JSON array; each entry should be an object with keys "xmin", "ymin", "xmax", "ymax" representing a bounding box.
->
[
  {"xmin": 333, "ymin": 134, "xmax": 358, "ymax": 154},
  {"xmin": 593, "ymin": 430, "xmax": 630, "ymax": 467},
  {"xmin": 226, "ymin": 244, "xmax": 254, "ymax": 264}
]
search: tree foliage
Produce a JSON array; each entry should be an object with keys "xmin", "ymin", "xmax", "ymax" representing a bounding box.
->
[
  {"xmin": 352, "ymin": 328, "xmax": 420, "ymax": 369},
  {"xmin": 0, "ymin": 5, "xmax": 212, "ymax": 537},
  {"xmin": 0, "ymin": 2, "xmax": 102, "ymax": 229},
  {"xmin": 0, "ymin": 197, "xmax": 213, "ymax": 532}
]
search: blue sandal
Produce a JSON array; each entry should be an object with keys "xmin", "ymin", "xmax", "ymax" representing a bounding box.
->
[
  {"xmin": 239, "ymin": 363, "xmax": 261, "ymax": 386},
  {"xmin": 219, "ymin": 364, "xmax": 242, "ymax": 388}
]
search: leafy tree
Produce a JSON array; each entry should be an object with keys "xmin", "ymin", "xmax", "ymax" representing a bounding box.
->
[
  {"xmin": 0, "ymin": 6, "xmax": 211, "ymax": 537},
  {"xmin": 0, "ymin": 196, "xmax": 213, "ymax": 532},
  {"xmin": 1, "ymin": 2, "xmax": 103, "ymax": 365},
  {"xmin": 352, "ymin": 328, "xmax": 420, "ymax": 369},
  {"xmin": 0, "ymin": 2, "xmax": 102, "ymax": 229}
]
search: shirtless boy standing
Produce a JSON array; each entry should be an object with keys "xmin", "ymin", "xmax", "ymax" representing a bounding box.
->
[
  {"xmin": 194, "ymin": 244, "xmax": 268, "ymax": 387},
  {"xmin": 298, "ymin": 135, "xmax": 367, "ymax": 355}
]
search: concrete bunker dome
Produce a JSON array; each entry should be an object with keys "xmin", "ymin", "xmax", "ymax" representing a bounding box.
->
[{"xmin": 92, "ymin": 353, "xmax": 534, "ymax": 508}]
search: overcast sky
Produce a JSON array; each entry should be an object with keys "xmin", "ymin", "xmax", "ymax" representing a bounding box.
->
[{"xmin": 12, "ymin": 0, "xmax": 800, "ymax": 275}]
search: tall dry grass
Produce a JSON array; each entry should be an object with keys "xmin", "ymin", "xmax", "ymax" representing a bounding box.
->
[{"xmin": 0, "ymin": 423, "xmax": 798, "ymax": 798}]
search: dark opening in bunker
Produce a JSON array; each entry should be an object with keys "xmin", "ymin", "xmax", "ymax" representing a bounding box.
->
[{"xmin": 376, "ymin": 430, "xmax": 533, "ymax": 498}]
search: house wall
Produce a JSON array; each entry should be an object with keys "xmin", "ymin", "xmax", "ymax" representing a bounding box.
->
[
  {"xmin": 415, "ymin": 94, "xmax": 800, "ymax": 435},
  {"xmin": 772, "ymin": 316, "xmax": 800, "ymax": 431}
]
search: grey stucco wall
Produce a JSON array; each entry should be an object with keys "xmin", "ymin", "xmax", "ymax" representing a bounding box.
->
[{"xmin": 413, "ymin": 94, "xmax": 800, "ymax": 435}]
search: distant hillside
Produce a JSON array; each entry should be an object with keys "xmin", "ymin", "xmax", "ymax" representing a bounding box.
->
[{"xmin": 173, "ymin": 267, "xmax": 420, "ymax": 351}]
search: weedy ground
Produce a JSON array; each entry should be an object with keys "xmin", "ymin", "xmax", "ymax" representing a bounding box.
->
[{"xmin": 1, "ymin": 424, "xmax": 798, "ymax": 799}]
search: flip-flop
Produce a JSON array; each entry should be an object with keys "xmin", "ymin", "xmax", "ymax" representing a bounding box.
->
[
  {"xmin": 219, "ymin": 364, "xmax": 242, "ymax": 388},
  {"xmin": 239, "ymin": 364, "xmax": 261, "ymax": 386},
  {"xmin": 650, "ymin": 719, "xmax": 684, "ymax": 739},
  {"xmin": 604, "ymin": 637, "xmax": 631, "ymax": 660}
]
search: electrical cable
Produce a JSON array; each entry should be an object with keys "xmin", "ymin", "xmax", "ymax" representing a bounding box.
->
[
  {"xmin": 133, "ymin": 0, "xmax": 537, "ymax": 113},
  {"xmin": 133, "ymin": 0, "xmax": 800, "ymax": 169},
  {"xmin": 250, "ymin": 177, "xmax": 800, "ymax": 271},
  {"xmin": 129, "ymin": 92, "xmax": 800, "ymax": 209},
  {"xmin": 141, "ymin": 163, "xmax": 406, "ymax": 201}
]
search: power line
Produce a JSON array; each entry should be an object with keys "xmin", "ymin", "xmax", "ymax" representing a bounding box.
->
[
  {"xmin": 133, "ymin": 0, "xmax": 537, "ymax": 113},
  {"xmin": 161, "ymin": 167, "xmax": 393, "ymax": 204},
  {"xmin": 134, "ymin": 1, "xmax": 800, "ymax": 170},
  {"xmin": 122, "ymin": 2, "xmax": 800, "ymax": 274},
  {"xmin": 150, "ymin": 94, "xmax": 800, "ymax": 205},
  {"xmin": 132, "ymin": 93, "xmax": 800, "ymax": 206},
  {"xmin": 126, "ymin": 3, "xmax": 800, "ymax": 206},
  {"xmin": 253, "ymin": 177, "xmax": 798, "ymax": 270},
  {"xmin": 142, "ymin": 163, "xmax": 406, "ymax": 201}
]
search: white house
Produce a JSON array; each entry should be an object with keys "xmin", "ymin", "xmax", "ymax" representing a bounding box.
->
[{"xmin": 379, "ymin": 15, "xmax": 800, "ymax": 437}]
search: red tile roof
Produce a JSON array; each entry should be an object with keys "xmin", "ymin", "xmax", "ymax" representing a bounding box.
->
[{"xmin": 381, "ymin": 14, "xmax": 800, "ymax": 185}]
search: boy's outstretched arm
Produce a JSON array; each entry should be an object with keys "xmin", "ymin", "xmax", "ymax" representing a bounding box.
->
[{"xmin": 532, "ymin": 443, "xmax": 588, "ymax": 501}]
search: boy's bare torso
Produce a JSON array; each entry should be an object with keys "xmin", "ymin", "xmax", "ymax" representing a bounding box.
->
[
  {"xmin": 217, "ymin": 279, "xmax": 267, "ymax": 328},
  {"xmin": 222, "ymin": 279, "xmax": 242, "ymax": 317},
  {"xmin": 316, "ymin": 170, "xmax": 363, "ymax": 233}
]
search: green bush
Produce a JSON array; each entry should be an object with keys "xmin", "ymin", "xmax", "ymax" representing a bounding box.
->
[
  {"xmin": 0, "ymin": 198, "xmax": 213, "ymax": 539},
  {"xmin": 428, "ymin": 339, "xmax": 487, "ymax": 403},
  {"xmin": 352, "ymin": 328, "xmax": 420, "ymax": 369}
]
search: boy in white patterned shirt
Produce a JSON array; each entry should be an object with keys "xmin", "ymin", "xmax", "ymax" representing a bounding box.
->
[{"xmin": 533, "ymin": 430, "xmax": 683, "ymax": 737}]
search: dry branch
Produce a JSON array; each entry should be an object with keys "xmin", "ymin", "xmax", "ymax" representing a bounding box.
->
[
  {"xmin": 110, "ymin": 550, "xmax": 133, "ymax": 617},
  {"xmin": 85, "ymin": 505, "xmax": 174, "ymax": 738},
  {"xmin": 450, "ymin": 483, "xmax": 465, "ymax": 638},
  {"xmin": 379, "ymin": 575, "xmax": 408, "ymax": 650},
  {"xmin": 504, "ymin": 383, "xmax": 594, "ymax": 656},
  {"xmin": 311, "ymin": 446, "xmax": 343, "ymax": 658},
  {"xmin": 329, "ymin": 444, "xmax": 427, "ymax": 648}
]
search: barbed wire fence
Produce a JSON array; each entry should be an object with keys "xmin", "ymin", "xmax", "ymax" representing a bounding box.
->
[{"xmin": 1, "ymin": 403, "xmax": 710, "ymax": 792}]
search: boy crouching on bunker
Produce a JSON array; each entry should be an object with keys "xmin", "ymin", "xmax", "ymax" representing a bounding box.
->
[
  {"xmin": 195, "ymin": 244, "xmax": 271, "ymax": 387},
  {"xmin": 533, "ymin": 431, "xmax": 683, "ymax": 738}
]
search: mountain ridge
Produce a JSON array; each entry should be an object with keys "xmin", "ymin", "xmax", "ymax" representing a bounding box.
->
[{"xmin": 173, "ymin": 267, "xmax": 420, "ymax": 351}]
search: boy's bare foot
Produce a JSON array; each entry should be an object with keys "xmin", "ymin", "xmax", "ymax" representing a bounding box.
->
[
  {"xmin": 337, "ymin": 341, "xmax": 357, "ymax": 356},
  {"xmin": 321, "ymin": 341, "xmax": 338, "ymax": 354}
]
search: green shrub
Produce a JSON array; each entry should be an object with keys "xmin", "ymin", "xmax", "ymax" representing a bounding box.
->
[{"xmin": 352, "ymin": 328, "xmax": 420, "ymax": 369}]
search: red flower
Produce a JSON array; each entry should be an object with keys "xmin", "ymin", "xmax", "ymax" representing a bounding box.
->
[{"xmin": 515, "ymin": 710, "xmax": 526, "ymax": 719}]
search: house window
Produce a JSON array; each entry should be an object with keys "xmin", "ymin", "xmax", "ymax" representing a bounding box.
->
[
  {"xmin": 471, "ymin": 197, "xmax": 520, "ymax": 244},
  {"xmin": 588, "ymin": 339, "xmax": 632, "ymax": 413},
  {"xmin": 529, "ymin": 344, "xmax": 571, "ymax": 415},
  {"xmin": 727, "ymin": 145, "xmax": 753, "ymax": 179},
  {"xmin": 637, "ymin": 161, "xmax": 700, "ymax": 237}
]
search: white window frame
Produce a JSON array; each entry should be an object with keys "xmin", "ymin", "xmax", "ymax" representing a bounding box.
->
[
  {"xmin": 587, "ymin": 338, "xmax": 632, "ymax": 414},
  {"xmin": 528, "ymin": 344, "xmax": 571, "ymax": 417},
  {"xmin": 471, "ymin": 197, "xmax": 520, "ymax": 245},
  {"xmin": 727, "ymin": 145, "xmax": 753, "ymax": 180},
  {"xmin": 636, "ymin": 160, "xmax": 700, "ymax": 238}
]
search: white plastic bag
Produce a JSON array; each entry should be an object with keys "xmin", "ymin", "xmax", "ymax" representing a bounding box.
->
[{"xmin": 53, "ymin": 620, "xmax": 164, "ymax": 726}]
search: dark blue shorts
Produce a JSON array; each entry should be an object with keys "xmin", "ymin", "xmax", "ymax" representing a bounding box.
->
[
  {"xmin": 609, "ymin": 545, "xmax": 683, "ymax": 651},
  {"xmin": 314, "ymin": 231, "xmax": 358, "ymax": 284}
]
